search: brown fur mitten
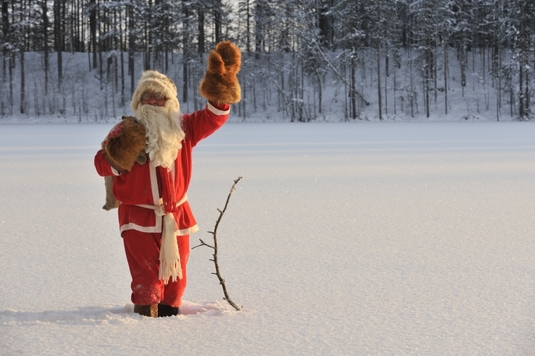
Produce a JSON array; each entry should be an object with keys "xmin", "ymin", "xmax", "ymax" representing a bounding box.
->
[
  {"xmin": 199, "ymin": 41, "xmax": 241, "ymax": 104},
  {"xmin": 103, "ymin": 116, "xmax": 146, "ymax": 172}
]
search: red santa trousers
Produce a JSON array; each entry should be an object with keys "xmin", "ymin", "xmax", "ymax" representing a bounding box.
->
[{"xmin": 122, "ymin": 230, "xmax": 190, "ymax": 307}]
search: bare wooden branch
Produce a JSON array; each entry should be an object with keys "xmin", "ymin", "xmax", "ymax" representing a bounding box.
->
[
  {"xmin": 194, "ymin": 176, "xmax": 243, "ymax": 311},
  {"xmin": 192, "ymin": 238, "xmax": 214, "ymax": 250}
]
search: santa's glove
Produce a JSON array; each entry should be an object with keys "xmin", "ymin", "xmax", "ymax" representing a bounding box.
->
[
  {"xmin": 199, "ymin": 41, "xmax": 241, "ymax": 105},
  {"xmin": 102, "ymin": 116, "xmax": 146, "ymax": 172}
]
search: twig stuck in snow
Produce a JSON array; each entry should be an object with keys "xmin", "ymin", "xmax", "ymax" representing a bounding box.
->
[{"xmin": 193, "ymin": 177, "xmax": 243, "ymax": 311}]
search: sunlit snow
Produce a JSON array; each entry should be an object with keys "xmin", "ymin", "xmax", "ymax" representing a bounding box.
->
[{"xmin": 0, "ymin": 121, "xmax": 534, "ymax": 355}]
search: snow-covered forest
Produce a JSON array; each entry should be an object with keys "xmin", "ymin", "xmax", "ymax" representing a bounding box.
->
[{"xmin": 2, "ymin": 0, "xmax": 535, "ymax": 122}]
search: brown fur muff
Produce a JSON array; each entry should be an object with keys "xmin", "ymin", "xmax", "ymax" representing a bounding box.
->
[
  {"xmin": 103, "ymin": 116, "xmax": 147, "ymax": 172},
  {"xmin": 199, "ymin": 41, "xmax": 242, "ymax": 104}
]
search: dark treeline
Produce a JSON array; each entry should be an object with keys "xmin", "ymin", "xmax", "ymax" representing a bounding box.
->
[{"xmin": 1, "ymin": 0, "xmax": 534, "ymax": 122}]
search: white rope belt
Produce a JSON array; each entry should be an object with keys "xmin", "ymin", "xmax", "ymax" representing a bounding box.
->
[{"xmin": 135, "ymin": 194, "xmax": 188, "ymax": 216}]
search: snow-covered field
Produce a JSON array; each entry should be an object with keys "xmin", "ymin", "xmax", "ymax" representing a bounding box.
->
[{"xmin": 1, "ymin": 121, "xmax": 535, "ymax": 355}]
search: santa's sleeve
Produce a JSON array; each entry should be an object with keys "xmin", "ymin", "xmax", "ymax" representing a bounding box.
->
[
  {"xmin": 182, "ymin": 102, "xmax": 230, "ymax": 146},
  {"xmin": 94, "ymin": 149, "xmax": 122, "ymax": 177}
]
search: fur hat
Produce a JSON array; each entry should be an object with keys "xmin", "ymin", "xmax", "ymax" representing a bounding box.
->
[{"xmin": 131, "ymin": 70, "xmax": 180, "ymax": 113}]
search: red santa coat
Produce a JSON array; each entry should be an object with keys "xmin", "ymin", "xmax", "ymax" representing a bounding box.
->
[{"xmin": 94, "ymin": 102, "xmax": 229, "ymax": 236}]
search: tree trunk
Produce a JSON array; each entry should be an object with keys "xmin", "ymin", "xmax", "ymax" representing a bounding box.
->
[
  {"xmin": 444, "ymin": 42, "xmax": 448, "ymax": 115},
  {"xmin": 519, "ymin": 59, "xmax": 524, "ymax": 118},
  {"xmin": 54, "ymin": 0, "xmax": 62, "ymax": 93},
  {"xmin": 89, "ymin": 0, "xmax": 97, "ymax": 70},
  {"xmin": 19, "ymin": 49, "xmax": 25, "ymax": 114},
  {"xmin": 254, "ymin": 0, "xmax": 263, "ymax": 58},
  {"xmin": 182, "ymin": 0, "xmax": 190, "ymax": 106},
  {"xmin": 350, "ymin": 53, "xmax": 356, "ymax": 119},
  {"xmin": 8, "ymin": 52, "xmax": 12, "ymax": 114},
  {"xmin": 19, "ymin": 0, "xmax": 25, "ymax": 114},
  {"xmin": 197, "ymin": 6, "xmax": 204, "ymax": 54},
  {"xmin": 459, "ymin": 43, "xmax": 466, "ymax": 97},
  {"xmin": 246, "ymin": 0, "xmax": 251, "ymax": 53},
  {"xmin": 128, "ymin": 3, "xmax": 135, "ymax": 96},
  {"xmin": 214, "ymin": 0, "xmax": 222, "ymax": 44},
  {"xmin": 98, "ymin": 6, "xmax": 103, "ymax": 91},
  {"xmin": 318, "ymin": 0, "xmax": 333, "ymax": 49},
  {"xmin": 425, "ymin": 45, "xmax": 431, "ymax": 118},
  {"xmin": 377, "ymin": 40, "xmax": 382, "ymax": 120},
  {"xmin": 315, "ymin": 70, "xmax": 322, "ymax": 115},
  {"xmin": 2, "ymin": 0, "xmax": 8, "ymax": 72},
  {"xmin": 119, "ymin": 6, "xmax": 125, "ymax": 107},
  {"xmin": 2, "ymin": 0, "xmax": 9, "ymax": 114},
  {"xmin": 43, "ymin": 1, "xmax": 49, "ymax": 94}
]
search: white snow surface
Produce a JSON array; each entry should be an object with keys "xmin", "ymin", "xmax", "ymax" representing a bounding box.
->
[{"xmin": 1, "ymin": 121, "xmax": 535, "ymax": 355}]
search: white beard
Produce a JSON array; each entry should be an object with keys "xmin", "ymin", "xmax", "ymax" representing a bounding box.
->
[{"xmin": 136, "ymin": 104, "xmax": 185, "ymax": 169}]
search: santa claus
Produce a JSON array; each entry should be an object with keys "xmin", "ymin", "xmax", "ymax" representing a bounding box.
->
[{"xmin": 94, "ymin": 41, "xmax": 241, "ymax": 318}]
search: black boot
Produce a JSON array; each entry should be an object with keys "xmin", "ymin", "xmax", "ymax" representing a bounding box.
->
[
  {"xmin": 133, "ymin": 304, "xmax": 158, "ymax": 318},
  {"xmin": 158, "ymin": 304, "xmax": 179, "ymax": 317}
]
